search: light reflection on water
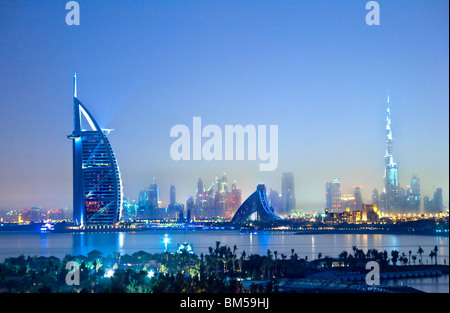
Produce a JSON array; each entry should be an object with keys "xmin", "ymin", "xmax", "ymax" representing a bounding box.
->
[
  {"xmin": 1, "ymin": 231, "xmax": 447, "ymax": 262},
  {"xmin": 0, "ymin": 230, "xmax": 448, "ymax": 292}
]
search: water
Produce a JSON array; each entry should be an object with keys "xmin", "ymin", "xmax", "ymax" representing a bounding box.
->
[{"xmin": 0, "ymin": 230, "xmax": 448, "ymax": 292}]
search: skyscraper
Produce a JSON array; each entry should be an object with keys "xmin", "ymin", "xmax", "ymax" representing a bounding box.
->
[
  {"xmin": 230, "ymin": 182, "xmax": 242, "ymax": 217},
  {"xmin": 148, "ymin": 179, "xmax": 159, "ymax": 210},
  {"xmin": 326, "ymin": 178, "xmax": 341, "ymax": 212},
  {"xmin": 432, "ymin": 188, "xmax": 444, "ymax": 213},
  {"xmin": 68, "ymin": 74, "xmax": 123, "ymax": 226},
  {"xmin": 281, "ymin": 172, "xmax": 296, "ymax": 215},
  {"xmin": 138, "ymin": 190, "xmax": 149, "ymax": 218},
  {"xmin": 194, "ymin": 178, "xmax": 206, "ymax": 218},
  {"xmin": 383, "ymin": 94, "xmax": 400, "ymax": 213},
  {"xmin": 268, "ymin": 188, "xmax": 282, "ymax": 213},
  {"xmin": 353, "ymin": 186, "xmax": 363, "ymax": 211},
  {"xmin": 215, "ymin": 173, "xmax": 228, "ymax": 217},
  {"xmin": 406, "ymin": 176, "xmax": 420, "ymax": 212},
  {"xmin": 170, "ymin": 185, "xmax": 176, "ymax": 206},
  {"xmin": 372, "ymin": 188, "xmax": 380, "ymax": 208},
  {"xmin": 168, "ymin": 185, "xmax": 181, "ymax": 219}
]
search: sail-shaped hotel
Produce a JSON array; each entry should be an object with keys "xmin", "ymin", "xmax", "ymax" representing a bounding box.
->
[{"xmin": 68, "ymin": 74, "xmax": 123, "ymax": 227}]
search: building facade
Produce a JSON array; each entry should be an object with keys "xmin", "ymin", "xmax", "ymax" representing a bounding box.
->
[{"xmin": 68, "ymin": 74, "xmax": 123, "ymax": 226}]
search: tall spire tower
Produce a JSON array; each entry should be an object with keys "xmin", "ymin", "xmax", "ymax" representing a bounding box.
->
[
  {"xmin": 68, "ymin": 74, "xmax": 123, "ymax": 227},
  {"xmin": 383, "ymin": 92, "xmax": 399, "ymax": 212}
]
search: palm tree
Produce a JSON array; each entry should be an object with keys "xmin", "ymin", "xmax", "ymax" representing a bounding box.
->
[
  {"xmin": 417, "ymin": 246, "xmax": 424, "ymax": 265},
  {"xmin": 408, "ymin": 250, "xmax": 412, "ymax": 265},
  {"xmin": 391, "ymin": 250, "xmax": 399, "ymax": 266},
  {"xmin": 215, "ymin": 241, "xmax": 220, "ymax": 256},
  {"xmin": 429, "ymin": 251, "xmax": 435, "ymax": 265},
  {"xmin": 352, "ymin": 246, "xmax": 358, "ymax": 258},
  {"xmin": 433, "ymin": 246, "xmax": 439, "ymax": 265}
]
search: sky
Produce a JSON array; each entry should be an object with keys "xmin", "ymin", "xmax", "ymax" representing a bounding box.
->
[{"xmin": 0, "ymin": 0, "xmax": 448, "ymax": 212}]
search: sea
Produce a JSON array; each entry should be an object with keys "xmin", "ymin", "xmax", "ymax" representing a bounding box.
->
[{"xmin": 0, "ymin": 230, "xmax": 448, "ymax": 293}]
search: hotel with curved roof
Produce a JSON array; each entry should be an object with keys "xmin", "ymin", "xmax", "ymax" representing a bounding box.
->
[{"xmin": 68, "ymin": 74, "xmax": 123, "ymax": 226}]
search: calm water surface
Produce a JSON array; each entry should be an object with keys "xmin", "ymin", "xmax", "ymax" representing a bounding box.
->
[{"xmin": 0, "ymin": 230, "xmax": 448, "ymax": 292}]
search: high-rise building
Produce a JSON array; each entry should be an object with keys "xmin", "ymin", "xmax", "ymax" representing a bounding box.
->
[
  {"xmin": 167, "ymin": 184, "xmax": 178, "ymax": 219},
  {"xmin": 186, "ymin": 196, "xmax": 194, "ymax": 222},
  {"xmin": 383, "ymin": 94, "xmax": 400, "ymax": 213},
  {"xmin": 372, "ymin": 188, "xmax": 380, "ymax": 208},
  {"xmin": 406, "ymin": 176, "xmax": 420, "ymax": 212},
  {"xmin": 326, "ymin": 178, "xmax": 341, "ymax": 212},
  {"xmin": 230, "ymin": 183, "xmax": 242, "ymax": 217},
  {"xmin": 353, "ymin": 186, "xmax": 363, "ymax": 211},
  {"xmin": 423, "ymin": 195, "xmax": 432, "ymax": 212},
  {"xmin": 138, "ymin": 190, "xmax": 149, "ymax": 218},
  {"xmin": 194, "ymin": 178, "xmax": 207, "ymax": 218},
  {"xmin": 68, "ymin": 74, "xmax": 123, "ymax": 226},
  {"xmin": 432, "ymin": 188, "xmax": 444, "ymax": 213},
  {"xmin": 268, "ymin": 188, "xmax": 282, "ymax": 213},
  {"xmin": 206, "ymin": 183, "xmax": 215, "ymax": 218},
  {"xmin": 148, "ymin": 179, "xmax": 159, "ymax": 209},
  {"xmin": 170, "ymin": 185, "xmax": 176, "ymax": 206},
  {"xmin": 215, "ymin": 174, "xmax": 229, "ymax": 217},
  {"xmin": 380, "ymin": 191, "xmax": 387, "ymax": 211},
  {"xmin": 281, "ymin": 172, "xmax": 296, "ymax": 215},
  {"xmin": 398, "ymin": 186, "xmax": 408, "ymax": 212}
]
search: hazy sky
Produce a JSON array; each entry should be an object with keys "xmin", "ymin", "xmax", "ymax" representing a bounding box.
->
[{"xmin": 0, "ymin": 0, "xmax": 448, "ymax": 212}]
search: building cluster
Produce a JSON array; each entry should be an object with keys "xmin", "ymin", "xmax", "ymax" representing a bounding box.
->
[
  {"xmin": 124, "ymin": 173, "xmax": 243, "ymax": 221},
  {"xmin": 0, "ymin": 206, "xmax": 65, "ymax": 223},
  {"xmin": 66, "ymin": 77, "xmax": 446, "ymax": 227},
  {"xmin": 325, "ymin": 176, "xmax": 444, "ymax": 216},
  {"xmin": 123, "ymin": 171, "xmax": 299, "ymax": 223},
  {"xmin": 324, "ymin": 96, "xmax": 445, "ymax": 216}
]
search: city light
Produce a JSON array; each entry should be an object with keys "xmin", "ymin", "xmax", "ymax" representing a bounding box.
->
[
  {"xmin": 104, "ymin": 269, "xmax": 114, "ymax": 278},
  {"xmin": 163, "ymin": 234, "xmax": 170, "ymax": 251}
]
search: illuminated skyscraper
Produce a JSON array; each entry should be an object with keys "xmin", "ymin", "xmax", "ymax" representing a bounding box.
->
[
  {"xmin": 383, "ymin": 94, "xmax": 400, "ymax": 212},
  {"xmin": 228, "ymin": 182, "xmax": 242, "ymax": 219},
  {"xmin": 148, "ymin": 179, "xmax": 159, "ymax": 209},
  {"xmin": 326, "ymin": 178, "xmax": 341, "ymax": 212},
  {"xmin": 215, "ymin": 173, "xmax": 228, "ymax": 217},
  {"xmin": 406, "ymin": 175, "xmax": 420, "ymax": 212},
  {"xmin": 68, "ymin": 74, "xmax": 123, "ymax": 226}
]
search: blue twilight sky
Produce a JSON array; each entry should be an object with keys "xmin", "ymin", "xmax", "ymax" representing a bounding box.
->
[{"xmin": 0, "ymin": 0, "xmax": 448, "ymax": 212}]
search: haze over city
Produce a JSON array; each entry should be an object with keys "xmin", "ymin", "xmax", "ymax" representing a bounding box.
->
[{"xmin": 0, "ymin": 0, "xmax": 448, "ymax": 212}]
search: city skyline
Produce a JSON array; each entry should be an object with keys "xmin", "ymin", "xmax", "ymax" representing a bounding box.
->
[{"xmin": 0, "ymin": 1, "xmax": 448, "ymax": 212}]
